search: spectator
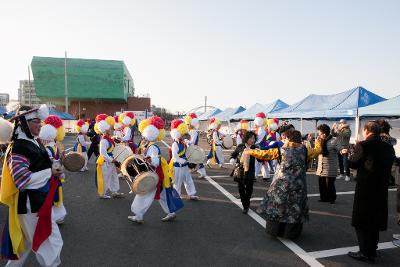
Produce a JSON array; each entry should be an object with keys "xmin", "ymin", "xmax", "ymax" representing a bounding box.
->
[
  {"xmin": 343, "ymin": 121, "xmax": 395, "ymax": 263},
  {"xmin": 332, "ymin": 119, "xmax": 351, "ymax": 181},
  {"xmin": 376, "ymin": 119, "xmax": 400, "ymax": 246},
  {"xmin": 230, "ymin": 131, "xmax": 257, "ymax": 214},
  {"xmin": 245, "ymin": 129, "xmax": 321, "ymax": 239},
  {"xmin": 316, "ymin": 124, "xmax": 338, "ymax": 204},
  {"xmin": 377, "ymin": 119, "xmax": 397, "ymax": 146},
  {"xmin": 87, "ymin": 119, "xmax": 100, "ymax": 160}
]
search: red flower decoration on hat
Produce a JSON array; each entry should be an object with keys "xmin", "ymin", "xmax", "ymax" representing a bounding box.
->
[
  {"xmin": 171, "ymin": 119, "xmax": 183, "ymax": 129},
  {"xmin": 149, "ymin": 116, "xmax": 165, "ymax": 129},
  {"xmin": 95, "ymin": 114, "xmax": 108, "ymax": 123},
  {"xmin": 255, "ymin": 112, "xmax": 266, "ymax": 118},
  {"xmin": 44, "ymin": 115, "xmax": 63, "ymax": 129}
]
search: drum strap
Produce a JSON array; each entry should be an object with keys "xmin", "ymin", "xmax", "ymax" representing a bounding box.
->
[{"xmin": 46, "ymin": 145, "xmax": 63, "ymax": 207}]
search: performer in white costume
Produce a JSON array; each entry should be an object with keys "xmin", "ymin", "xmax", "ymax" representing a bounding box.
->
[
  {"xmin": 129, "ymin": 116, "xmax": 183, "ymax": 223},
  {"xmin": 119, "ymin": 112, "xmax": 137, "ymax": 153},
  {"xmin": 206, "ymin": 118, "xmax": 225, "ymax": 168},
  {"xmin": 94, "ymin": 114, "xmax": 123, "ymax": 199},
  {"xmin": 253, "ymin": 112, "xmax": 270, "ymax": 179},
  {"xmin": 73, "ymin": 119, "xmax": 90, "ymax": 171},
  {"xmin": 170, "ymin": 119, "xmax": 200, "ymax": 200},
  {"xmin": 235, "ymin": 120, "xmax": 249, "ymax": 146},
  {"xmin": 38, "ymin": 115, "xmax": 67, "ymax": 225},
  {"xmin": 184, "ymin": 113, "xmax": 208, "ymax": 178}
]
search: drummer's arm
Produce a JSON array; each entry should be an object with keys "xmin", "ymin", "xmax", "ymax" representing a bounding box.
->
[
  {"xmin": 188, "ymin": 131, "xmax": 197, "ymax": 146},
  {"xmin": 100, "ymin": 139, "xmax": 114, "ymax": 162},
  {"xmin": 146, "ymin": 145, "xmax": 160, "ymax": 167},
  {"xmin": 121, "ymin": 127, "xmax": 131, "ymax": 142},
  {"xmin": 256, "ymin": 128, "xmax": 266, "ymax": 145},
  {"xmin": 213, "ymin": 131, "xmax": 222, "ymax": 145},
  {"xmin": 78, "ymin": 134, "xmax": 86, "ymax": 147},
  {"xmin": 8, "ymin": 153, "xmax": 51, "ymax": 190}
]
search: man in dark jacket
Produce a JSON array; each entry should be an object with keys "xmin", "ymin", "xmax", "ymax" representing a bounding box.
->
[
  {"xmin": 343, "ymin": 121, "xmax": 395, "ymax": 262},
  {"xmin": 86, "ymin": 119, "xmax": 100, "ymax": 160}
]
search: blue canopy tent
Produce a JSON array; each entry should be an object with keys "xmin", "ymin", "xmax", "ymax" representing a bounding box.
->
[
  {"xmin": 214, "ymin": 106, "xmax": 246, "ymax": 121},
  {"xmin": 358, "ymin": 95, "xmax": 400, "ymax": 117},
  {"xmin": 230, "ymin": 99, "xmax": 288, "ymax": 121},
  {"xmin": 198, "ymin": 108, "xmax": 222, "ymax": 121},
  {"xmin": 49, "ymin": 109, "xmax": 76, "ymax": 120},
  {"xmin": 271, "ymin": 87, "xmax": 386, "ymax": 119}
]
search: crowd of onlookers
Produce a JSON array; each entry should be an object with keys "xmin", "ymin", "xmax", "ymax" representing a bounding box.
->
[{"xmin": 231, "ymin": 118, "xmax": 399, "ymax": 263}]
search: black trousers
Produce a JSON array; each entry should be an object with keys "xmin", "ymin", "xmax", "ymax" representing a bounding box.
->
[
  {"xmin": 355, "ymin": 228, "xmax": 379, "ymax": 257},
  {"xmin": 87, "ymin": 144, "xmax": 99, "ymax": 160},
  {"xmin": 318, "ymin": 176, "xmax": 336, "ymax": 202},
  {"xmin": 238, "ymin": 178, "xmax": 254, "ymax": 209}
]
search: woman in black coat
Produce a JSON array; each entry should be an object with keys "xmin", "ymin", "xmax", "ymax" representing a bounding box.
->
[
  {"xmin": 343, "ymin": 121, "xmax": 395, "ymax": 262},
  {"xmin": 230, "ymin": 131, "xmax": 257, "ymax": 214}
]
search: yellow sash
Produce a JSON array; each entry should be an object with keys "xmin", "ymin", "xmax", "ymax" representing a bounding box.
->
[
  {"xmin": 168, "ymin": 145, "xmax": 186, "ymax": 184},
  {"xmin": 0, "ymin": 145, "xmax": 25, "ymax": 257},
  {"xmin": 96, "ymin": 140, "xmax": 114, "ymax": 195}
]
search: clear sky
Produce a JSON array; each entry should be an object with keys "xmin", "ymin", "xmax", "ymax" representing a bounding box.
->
[{"xmin": 0, "ymin": 0, "xmax": 399, "ymax": 113}]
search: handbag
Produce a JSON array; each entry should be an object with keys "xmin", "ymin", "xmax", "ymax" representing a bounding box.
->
[{"xmin": 233, "ymin": 163, "xmax": 245, "ymax": 182}]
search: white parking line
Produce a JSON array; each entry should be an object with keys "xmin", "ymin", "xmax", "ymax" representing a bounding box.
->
[
  {"xmin": 309, "ymin": 242, "xmax": 397, "ymax": 259},
  {"xmin": 249, "ymin": 188, "xmax": 397, "ymax": 201},
  {"xmin": 205, "ymin": 175, "xmax": 324, "ymax": 267}
]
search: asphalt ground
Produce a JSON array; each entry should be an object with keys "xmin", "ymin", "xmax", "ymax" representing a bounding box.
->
[{"xmin": 1, "ymin": 135, "xmax": 400, "ymax": 266}]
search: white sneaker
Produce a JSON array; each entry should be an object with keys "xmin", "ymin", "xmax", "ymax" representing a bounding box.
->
[
  {"xmin": 161, "ymin": 213, "xmax": 176, "ymax": 222},
  {"xmin": 99, "ymin": 195, "xmax": 111, "ymax": 199},
  {"xmin": 189, "ymin": 195, "xmax": 200, "ymax": 201},
  {"xmin": 128, "ymin": 215, "xmax": 143, "ymax": 224},
  {"xmin": 344, "ymin": 176, "xmax": 351, "ymax": 182},
  {"xmin": 336, "ymin": 174, "xmax": 344, "ymax": 180}
]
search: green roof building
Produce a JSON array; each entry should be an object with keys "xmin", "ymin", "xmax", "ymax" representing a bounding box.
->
[{"xmin": 31, "ymin": 56, "xmax": 134, "ymax": 105}]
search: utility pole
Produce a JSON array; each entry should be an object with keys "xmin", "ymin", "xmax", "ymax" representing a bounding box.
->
[
  {"xmin": 28, "ymin": 65, "xmax": 31, "ymax": 106},
  {"xmin": 64, "ymin": 51, "xmax": 69, "ymax": 113}
]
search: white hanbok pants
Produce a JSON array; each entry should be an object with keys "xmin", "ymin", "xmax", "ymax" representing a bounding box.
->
[
  {"xmin": 207, "ymin": 146, "xmax": 225, "ymax": 167},
  {"xmin": 6, "ymin": 210, "xmax": 63, "ymax": 267},
  {"xmin": 131, "ymin": 189, "xmax": 172, "ymax": 220},
  {"xmin": 173, "ymin": 166, "xmax": 197, "ymax": 196},
  {"xmin": 52, "ymin": 203, "xmax": 67, "ymax": 223},
  {"xmin": 255, "ymin": 160, "xmax": 270, "ymax": 178},
  {"xmin": 101, "ymin": 162, "xmax": 120, "ymax": 194},
  {"xmin": 80, "ymin": 152, "xmax": 88, "ymax": 171}
]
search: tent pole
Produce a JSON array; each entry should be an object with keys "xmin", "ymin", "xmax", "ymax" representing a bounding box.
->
[
  {"xmin": 300, "ymin": 118, "xmax": 303, "ymax": 135},
  {"xmin": 355, "ymin": 108, "xmax": 360, "ymax": 142}
]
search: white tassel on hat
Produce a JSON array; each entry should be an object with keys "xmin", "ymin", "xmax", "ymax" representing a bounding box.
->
[{"xmin": 0, "ymin": 117, "xmax": 14, "ymax": 144}]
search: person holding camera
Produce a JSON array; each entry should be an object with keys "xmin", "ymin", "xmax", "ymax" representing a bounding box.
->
[
  {"xmin": 230, "ymin": 131, "xmax": 257, "ymax": 214},
  {"xmin": 332, "ymin": 119, "xmax": 351, "ymax": 181}
]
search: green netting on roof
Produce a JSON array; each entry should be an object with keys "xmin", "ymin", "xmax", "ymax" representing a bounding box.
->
[{"xmin": 31, "ymin": 56, "xmax": 132, "ymax": 102}]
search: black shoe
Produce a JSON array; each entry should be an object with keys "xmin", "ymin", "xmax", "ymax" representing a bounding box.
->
[
  {"xmin": 242, "ymin": 208, "xmax": 249, "ymax": 214},
  {"xmin": 347, "ymin": 251, "xmax": 375, "ymax": 263}
]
